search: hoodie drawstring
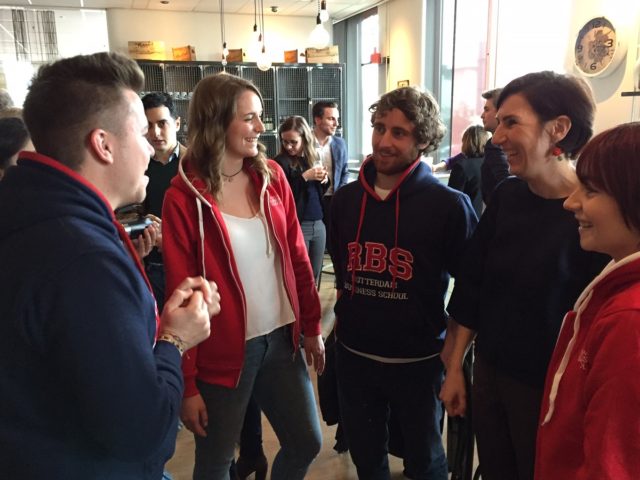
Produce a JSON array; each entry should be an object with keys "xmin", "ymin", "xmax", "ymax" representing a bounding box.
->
[
  {"xmin": 196, "ymin": 198, "xmax": 207, "ymax": 278},
  {"xmin": 350, "ymin": 192, "xmax": 368, "ymax": 298},
  {"xmin": 258, "ymin": 177, "xmax": 273, "ymax": 257},
  {"xmin": 391, "ymin": 189, "xmax": 400, "ymax": 291}
]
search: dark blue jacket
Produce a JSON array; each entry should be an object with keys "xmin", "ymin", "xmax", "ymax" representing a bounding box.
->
[
  {"xmin": 330, "ymin": 135, "xmax": 349, "ymax": 191},
  {"xmin": 330, "ymin": 156, "xmax": 477, "ymax": 358},
  {"xmin": 0, "ymin": 152, "xmax": 183, "ymax": 479}
]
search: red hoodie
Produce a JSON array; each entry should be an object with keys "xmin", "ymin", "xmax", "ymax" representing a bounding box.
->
[
  {"xmin": 162, "ymin": 157, "xmax": 321, "ymax": 397},
  {"xmin": 535, "ymin": 252, "xmax": 640, "ymax": 480}
]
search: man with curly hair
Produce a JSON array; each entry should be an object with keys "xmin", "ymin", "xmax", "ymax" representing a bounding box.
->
[{"xmin": 329, "ymin": 86, "xmax": 477, "ymax": 479}]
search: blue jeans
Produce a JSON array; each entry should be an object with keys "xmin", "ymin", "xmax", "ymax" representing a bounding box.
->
[
  {"xmin": 336, "ymin": 344, "xmax": 448, "ymax": 480},
  {"xmin": 193, "ymin": 325, "xmax": 322, "ymax": 480},
  {"xmin": 300, "ymin": 220, "xmax": 326, "ymax": 286}
]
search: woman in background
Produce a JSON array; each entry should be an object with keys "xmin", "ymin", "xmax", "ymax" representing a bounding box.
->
[
  {"xmin": 162, "ymin": 73, "xmax": 324, "ymax": 480},
  {"xmin": 275, "ymin": 116, "xmax": 328, "ymax": 286},
  {"xmin": 536, "ymin": 122, "xmax": 640, "ymax": 480},
  {"xmin": 448, "ymin": 124, "xmax": 490, "ymax": 217},
  {"xmin": 440, "ymin": 71, "xmax": 608, "ymax": 480}
]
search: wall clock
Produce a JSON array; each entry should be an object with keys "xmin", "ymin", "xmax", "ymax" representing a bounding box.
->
[{"xmin": 574, "ymin": 16, "xmax": 627, "ymax": 78}]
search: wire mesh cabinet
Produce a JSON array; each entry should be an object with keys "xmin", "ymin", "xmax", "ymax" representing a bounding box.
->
[
  {"xmin": 136, "ymin": 60, "xmax": 344, "ymax": 158},
  {"xmin": 275, "ymin": 64, "xmax": 344, "ymax": 131}
]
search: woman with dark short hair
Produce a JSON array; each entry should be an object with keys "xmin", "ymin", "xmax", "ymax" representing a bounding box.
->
[
  {"xmin": 440, "ymin": 71, "xmax": 609, "ymax": 480},
  {"xmin": 536, "ymin": 122, "xmax": 640, "ymax": 480}
]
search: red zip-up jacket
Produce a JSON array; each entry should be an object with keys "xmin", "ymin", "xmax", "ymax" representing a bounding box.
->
[
  {"xmin": 162, "ymin": 157, "xmax": 321, "ymax": 397},
  {"xmin": 535, "ymin": 253, "xmax": 640, "ymax": 480}
]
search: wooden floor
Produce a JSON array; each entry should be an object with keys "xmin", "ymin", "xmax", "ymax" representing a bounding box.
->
[{"xmin": 165, "ymin": 262, "xmax": 452, "ymax": 479}]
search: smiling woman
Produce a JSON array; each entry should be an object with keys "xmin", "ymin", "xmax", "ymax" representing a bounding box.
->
[
  {"xmin": 161, "ymin": 72, "xmax": 325, "ymax": 480},
  {"xmin": 441, "ymin": 71, "xmax": 609, "ymax": 480},
  {"xmin": 535, "ymin": 122, "xmax": 640, "ymax": 480}
]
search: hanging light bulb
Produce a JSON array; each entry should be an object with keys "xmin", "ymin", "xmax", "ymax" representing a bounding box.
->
[
  {"xmin": 219, "ymin": 0, "xmax": 228, "ymax": 64},
  {"xmin": 257, "ymin": 45, "xmax": 272, "ymax": 71},
  {"xmin": 319, "ymin": 0, "xmax": 329, "ymax": 23},
  {"xmin": 309, "ymin": 14, "xmax": 330, "ymax": 49},
  {"xmin": 256, "ymin": 0, "xmax": 271, "ymax": 70},
  {"xmin": 248, "ymin": 0, "xmax": 261, "ymax": 61}
]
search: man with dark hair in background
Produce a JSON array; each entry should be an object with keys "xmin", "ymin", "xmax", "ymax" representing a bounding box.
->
[
  {"xmin": 312, "ymin": 101, "xmax": 349, "ymax": 248},
  {"xmin": 330, "ymin": 86, "xmax": 477, "ymax": 479},
  {"xmin": 139, "ymin": 92, "xmax": 187, "ymax": 311},
  {"xmin": 0, "ymin": 51, "xmax": 219, "ymax": 479},
  {"xmin": 479, "ymin": 88, "xmax": 509, "ymax": 205}
]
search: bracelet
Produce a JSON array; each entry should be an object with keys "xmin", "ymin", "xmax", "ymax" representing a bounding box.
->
[{"xmin": 157, "ymin": 332, "xmax": 186, "ymax": 356}]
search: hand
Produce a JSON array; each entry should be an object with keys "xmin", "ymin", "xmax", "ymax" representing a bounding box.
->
[
  {"xmin": 160, "ymin": 277, "xmax": 220, "ymax": 351},
  {"xmin": 439, "ymin": 368, "xmax": 467, "ymax": 417},
  {"xmin": 303, "ymin": 166, "xmax": 328, "ymax": 183},
  {"xmin": 132, "ymin": 222, "xmax": 159, "ymax": 259},
  {"xmin": 181, "ymin": 394, "xmax": 208, "ymax": 437},
  {"xmin": 146, "ymin": 214, "xmax": 163, "ymax": 252},
  {"xmin": 303, "ymin": 334, "xmax": 325, "ymax": 375}
]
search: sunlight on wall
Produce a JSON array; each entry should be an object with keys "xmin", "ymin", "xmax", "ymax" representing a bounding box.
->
[{"xmin": 494, "ymin": 0, "xmax": 572, "ymax": 86}]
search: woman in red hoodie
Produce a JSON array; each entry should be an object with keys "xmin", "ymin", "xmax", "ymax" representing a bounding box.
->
[
  {"xmin": 162, "ymin": 73, "xmax": 325, "ymax": 480},
  {"xmin": 536, "ymin": 122, "xmax": 640, "ymax": 480}
]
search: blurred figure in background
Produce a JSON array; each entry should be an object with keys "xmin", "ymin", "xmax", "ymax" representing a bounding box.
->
[
  {"xmin": 275, "ymin": 115, "xmax": 328, "ymax": 286},
  {"xmin": 0, "ymin": 116, "xmax": 34, "ymax": 180},
  {"xmin": 448, "ymin": 125, "xmax": 490, "ymax": 217},
  {"xmin": 479, "ymin": 88, "xmax": 510, "ymax": 204}
]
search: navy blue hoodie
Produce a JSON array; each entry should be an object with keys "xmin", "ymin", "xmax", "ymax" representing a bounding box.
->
[
  {"xmin": 0, "ymin": 153, "xmax": 183, "ymax": 479},
  {"xmin": 330, "ymin": 156, "xmax": 477, "ymax": 358}
]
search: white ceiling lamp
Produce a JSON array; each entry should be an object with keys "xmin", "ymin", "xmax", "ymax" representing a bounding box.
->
[
  {"xmin": 319, "ymin": 0, "xmax": 329, "ymax": 23},
  {"xmin": 309, "ymin": 0, "xmax": 330, "ymax": 50},
  {"xmin": 256, "ymin": 0, "xmax": 272, "ymax": 71}
]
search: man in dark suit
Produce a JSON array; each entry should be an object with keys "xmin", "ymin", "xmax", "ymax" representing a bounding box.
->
[
  {"xmin": 312, "ymin": 101, "xmax": 349, "ymax": 254},
  {"xmin": 479, "ymin": 88, "xmax": 509, "ymax": 205}
]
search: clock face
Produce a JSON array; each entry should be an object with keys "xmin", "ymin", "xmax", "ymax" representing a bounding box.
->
[{"xmin": 574, "ymin": 17, "xmax": 618, "ymax": 76}]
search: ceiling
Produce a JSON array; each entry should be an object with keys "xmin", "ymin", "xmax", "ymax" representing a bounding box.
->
[{"xmin": 1, "ymin": 0, "xmax": 381, "ymax": 21}]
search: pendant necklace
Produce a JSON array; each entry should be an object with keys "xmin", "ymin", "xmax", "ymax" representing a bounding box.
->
[{"xmin": 221, "ymin": 165, "xmax": 243, "ymax": 182}]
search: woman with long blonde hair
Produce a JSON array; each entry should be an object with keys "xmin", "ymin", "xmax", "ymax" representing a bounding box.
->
[{"xmin": 162, "ymin": 73, "xmax": 324, "ymax": 480}]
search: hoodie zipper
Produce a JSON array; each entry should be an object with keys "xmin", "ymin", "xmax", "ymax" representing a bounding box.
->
[{"xmin": 264, "ymin": 189, "xmax": 299, "ymax": 361}]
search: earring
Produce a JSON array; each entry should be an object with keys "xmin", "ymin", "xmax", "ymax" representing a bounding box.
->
[{"xmin": 552, "ymin": 146, "xmax": 563, "ymax": 159}]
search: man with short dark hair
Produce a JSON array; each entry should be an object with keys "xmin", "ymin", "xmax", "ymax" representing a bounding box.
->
[
  {"xmin": 312, "ymin": 101, "xmax": 349, "ymax": 245},
  {"xmin": 479, "ymin": 88, "xmax": 509, "ymax": 204},
  {"xmin": 0, "ymin": 52, "xmax": 219, "ymax": 479},
  {"xmin": 140, "ymin": 92, "xmax": 186, "ymax": 311},
  {"xmin": 330, "ymin": 86, "xmax": 477, "ymax": 479}
]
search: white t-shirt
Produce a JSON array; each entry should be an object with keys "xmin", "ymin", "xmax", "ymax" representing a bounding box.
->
[{"xmin": 221, "ymin": 212, "xmax": 295, "ymax": 340}]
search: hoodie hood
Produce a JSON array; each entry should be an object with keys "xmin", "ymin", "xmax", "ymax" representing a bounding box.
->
[
  {"xmin": 172, "ymin": 155, "xmax": 274, "ymax": 279},
  {"xmin": 541, "ymin": 251, "xmax": 640, "ymax": 424},
  {"xmin": 0, "ymin": 152, "xmax": 115, "ymax": 243}
]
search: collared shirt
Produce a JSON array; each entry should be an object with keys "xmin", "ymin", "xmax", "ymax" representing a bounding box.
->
[
  {"xmin": 152, "ymin": 142, "xmax": 180, "ymax": 166},
  {"xmin": 315, "ymin": 135, "xmax": 334, "ymax": 195}
]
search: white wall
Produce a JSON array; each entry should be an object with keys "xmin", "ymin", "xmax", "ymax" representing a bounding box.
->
[
  {"xmin": 563, "ymin": 0, "xmax": 640, "ymax": 132},
  {"xmin": 106, "ymin": 9, "xmax": 324, "ymax": 64},
  {"xmin": 377, "ymin": 0, "xmax": 640, "ymax": 133},
  {"xmin": 378, "ymin": 0, "xmax": 425, "ymax": 91}
]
